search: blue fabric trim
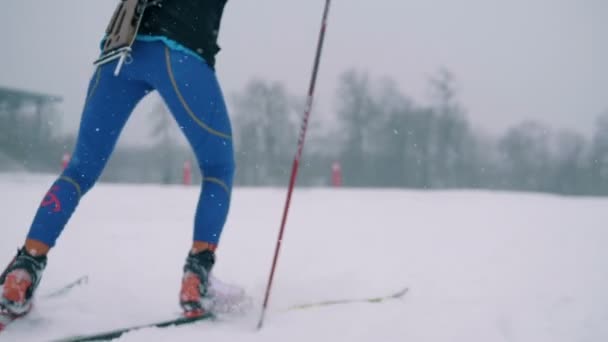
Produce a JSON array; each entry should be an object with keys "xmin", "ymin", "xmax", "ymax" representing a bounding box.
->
[
  {"xmin": 99, "ymin": 36, "xmax": 205, "ymax": 64},
  {"xmin": 135, "ymin": 35, "xmax": 205, "ymax": 63}
]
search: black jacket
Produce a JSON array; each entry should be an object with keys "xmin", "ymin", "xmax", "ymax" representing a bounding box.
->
[{"xmin": 139, "ymin": 0, "xmax": 228, "ymax": 68}]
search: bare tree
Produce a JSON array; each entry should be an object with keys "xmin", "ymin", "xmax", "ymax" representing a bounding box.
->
[
  {"xmin": 149, "ymin": 101, "xmax": 180, "ymax": 183},
  {"xmin": 231, "ymin": 79, "xmax": 296, "ymax": 185}
]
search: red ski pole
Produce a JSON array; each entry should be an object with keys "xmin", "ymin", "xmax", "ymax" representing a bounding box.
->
[{"xmin": 257, "ymin": 0, "xmax": 332, "ymax": 330}]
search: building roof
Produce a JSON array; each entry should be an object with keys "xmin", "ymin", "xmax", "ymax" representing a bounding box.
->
[{"xmin": 0, "ymin": 85, "xmax": 62, "ymax": 104}]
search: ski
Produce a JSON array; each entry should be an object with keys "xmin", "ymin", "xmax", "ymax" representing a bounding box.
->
[
  {"xmin": 43, "ymin": 275, "xmax": 89, "ymax": 299},
  {"xmin": 0, "ymin": 275, "xmax": 89, "ymax": 332},
  {"xmin": 52, "ymin": 312, "xmax": 214, "ymax": 342},
  {"xmin": 287, "ymin": 286, "xmax": 408, "ymax": 311},
  {"xmin": 0, "ymin": 312, "xmax": 18, "ymax": 333}
]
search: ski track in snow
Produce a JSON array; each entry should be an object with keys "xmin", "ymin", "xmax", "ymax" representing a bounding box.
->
[{"xmin": 1, "ymin": 172, "xmax": 608, "ymax": 341}]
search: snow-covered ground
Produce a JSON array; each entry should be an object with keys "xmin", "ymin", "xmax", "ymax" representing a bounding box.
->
[{"xmin": 1, "ymin": 172, "xmax": 607, "ymax": 341}]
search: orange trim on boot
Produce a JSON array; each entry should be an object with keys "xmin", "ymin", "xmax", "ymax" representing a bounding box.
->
[
  {"xmin": 180, "ymin": 272, "xmax": 201, "ymax": 304},
  {"xmin": 180, "ymin": 272, "xmax": 206, "ymax": 317},
  {"xmin": 2, "ymin": 270, "xmax": 32, "ymax": 304}
]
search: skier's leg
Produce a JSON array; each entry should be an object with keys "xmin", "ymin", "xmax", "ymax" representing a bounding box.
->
[
  {"xmin": 154, "ymin": 45, "xmax": 235, "ymax": 250},
  {"xmin": 25, "ymin": 65, "xmax": 152, "ymax": 252},
  {"xmin": 152, "ymin": 44, "xmax": 234, "ymax": 316},
  {"xmin": 1, "ymin": 63, "xmax": 151, "ymax": 315}
]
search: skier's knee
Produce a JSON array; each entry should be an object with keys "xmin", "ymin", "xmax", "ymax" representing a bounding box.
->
[
  {"xmin": 200, "ymin": 161, "xmax": 235, "ymax": 190},
  {"xmin": 61, "ymin": 159, "xmax": 101, "ymax": 195}
]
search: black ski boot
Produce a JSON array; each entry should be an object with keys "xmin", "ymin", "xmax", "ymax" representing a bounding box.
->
[
  {"xmin": 179, "ymin": 249, "xmax": 215, "ymax": 318},
  {"xmin": 0, "ymin": 248, "xmax": 47, "ymax": 316}
]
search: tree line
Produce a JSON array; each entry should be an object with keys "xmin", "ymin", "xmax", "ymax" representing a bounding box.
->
[
  {"xmin": 230, "ymin": 69, "xmax": 608, "ymax": 196},
  {"xmin": 1, "ymin": 68, "xmax": 607, "ymax": 196}
]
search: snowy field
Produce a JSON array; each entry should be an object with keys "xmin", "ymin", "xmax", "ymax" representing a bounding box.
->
[{"xmin": 1, "ymin": 172, "xmax": 607, "ymax": 342}]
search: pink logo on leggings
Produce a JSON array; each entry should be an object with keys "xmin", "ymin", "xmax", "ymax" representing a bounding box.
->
[{"xmin": 41, "ymin": 186, "xmax": 61, "ymax": 212}]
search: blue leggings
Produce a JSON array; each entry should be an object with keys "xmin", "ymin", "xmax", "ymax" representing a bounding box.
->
[{"xmin": 27, "ymin": 41, "xmax": 235, "ymax": 247}]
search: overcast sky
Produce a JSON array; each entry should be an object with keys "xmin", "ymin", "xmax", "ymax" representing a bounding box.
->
[{"xmin": 1, "ymin": 0, "xmax": 606, "ymax": 143}]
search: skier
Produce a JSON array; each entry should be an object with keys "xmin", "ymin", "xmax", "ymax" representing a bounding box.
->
[{"xmin": 1, "ymin": 0, "xmax": 233, "ymax": 319}]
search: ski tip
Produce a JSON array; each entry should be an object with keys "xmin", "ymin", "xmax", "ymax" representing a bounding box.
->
[
  {"xmin": 0, "ymin": 314, "xmax": 16, "ymax": 332},
  {"xmin": 1, "ymin": 307, "xmax": 30, "ymax": 333},
  {"xmin": 78, "ymin": 275, "xmax": 89, "ymax": 285},
  {"xmin": 393, "ymin": 287, "xmax": 409, "ymax": 298}
]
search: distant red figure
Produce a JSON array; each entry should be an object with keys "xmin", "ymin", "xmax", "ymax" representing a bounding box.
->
[
  {"xmin": 61, "ymin": 153, "xmax": 71, "ymax": 170},
  {"xmin": 331, "ymin": 161, "xmax": 342, "ymax": 187},
  {"xmin": 183, "ymin": 160, "xmax": 192, "ymax": 185}
]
